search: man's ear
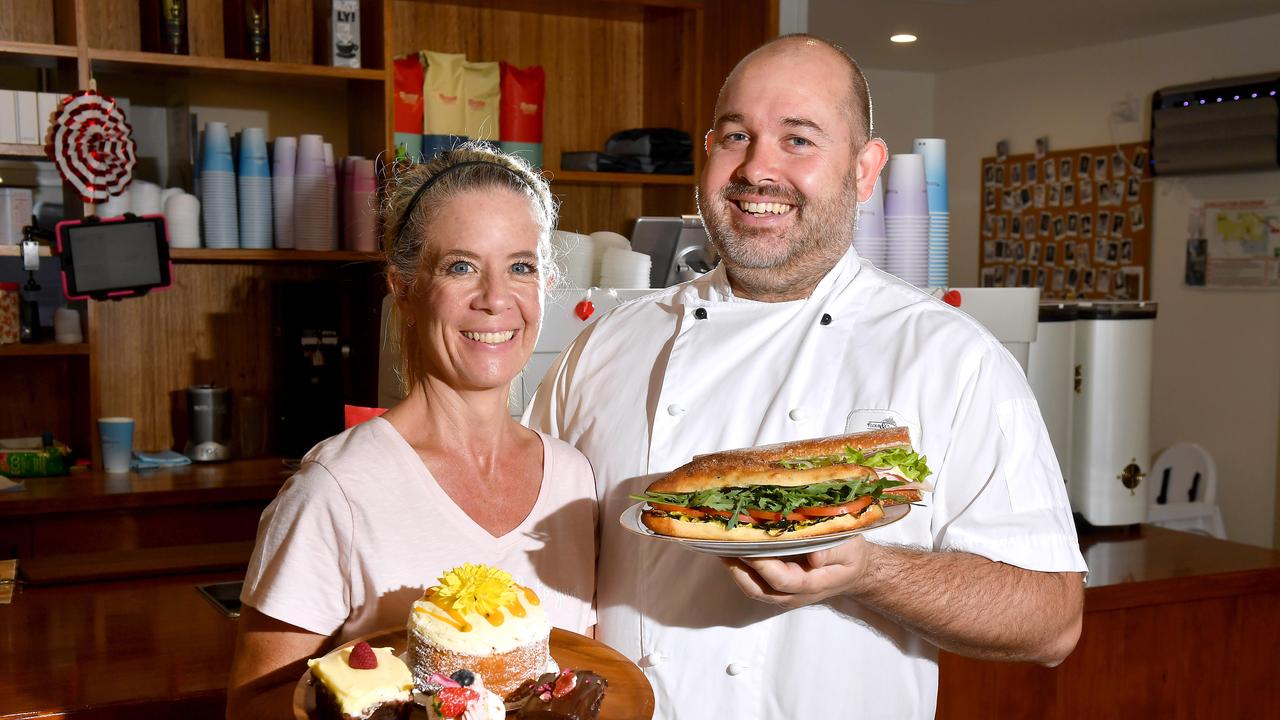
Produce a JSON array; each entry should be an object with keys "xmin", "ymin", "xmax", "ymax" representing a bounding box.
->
[
  {"xmin": 704, "ymin": 129, "xmax": 715, "ymax": 156},
  {"xmin": 855, "ymin": 138, "xmax": 889, "ymax": 203}
]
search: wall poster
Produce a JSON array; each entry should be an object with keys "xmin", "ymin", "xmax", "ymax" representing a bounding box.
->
[{"xmin": 1185, "ymin": 199, "xmax": 1280, "ymax": 289}]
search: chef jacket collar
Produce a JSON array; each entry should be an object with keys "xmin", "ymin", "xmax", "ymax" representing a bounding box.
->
[{"xmin": 685, "ymin": 242, "xmax": 864, "ymax": 307}]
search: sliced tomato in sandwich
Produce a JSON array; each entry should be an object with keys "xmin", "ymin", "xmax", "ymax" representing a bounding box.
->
[
  {"xmin": 793, "ymin": 496, "xmax": 874, "ymax": 518},
  {"xmin": 648, "ymin": 502, "xmax": 707, "ymax": 518}
]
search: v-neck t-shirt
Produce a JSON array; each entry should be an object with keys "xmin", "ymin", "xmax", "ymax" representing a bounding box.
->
[{"xmin": 241, "ymin": 416, "xmax": 597, "ymax": 643}]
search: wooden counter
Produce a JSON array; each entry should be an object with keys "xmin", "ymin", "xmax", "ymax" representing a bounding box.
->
[
  {"xmin": 0, "ymin": 459, "xmax": 290, "ymax": 584},
  {"xmin": 0, "ymin": 570, "xmax": 244, "ymax": 719},
  {"xmin": 2, "ymin": 516, "xmax": 1277, "ymax": 718},
  {"xmin": 937, "ymin": 525, "xmax": 1280, "ymax": 719}
]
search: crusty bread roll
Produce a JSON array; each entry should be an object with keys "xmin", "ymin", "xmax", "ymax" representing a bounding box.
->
[
  {"xmin": 651, "ymin": 427, "xmax": 912, "ymax": 494},
  {"xmin": 642, "ymin": 502, "xmax": 885, "ymax": 541},
  {"xmin": 640, "ymin": 428, "xmax": 922, "ymax": 542}
]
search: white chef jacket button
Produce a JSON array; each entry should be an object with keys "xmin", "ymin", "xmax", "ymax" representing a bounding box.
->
[
  {"xmin": 639, "ymin": 652, "xmax": 665, "ymax": 668},
  {"xmin": 667, "ymin": 404, "xmax": 686, "ymax": 417},
  {"xmin": 788, "ymin": 408, "xmax": 808, "ymax": 421},
  {"xmin": 726, "ymin": 662, "xmax": 749, "ymax": 676},
  {"xmin": 693, "ymin": 307, "xmax": 708, "ymax": 320}
]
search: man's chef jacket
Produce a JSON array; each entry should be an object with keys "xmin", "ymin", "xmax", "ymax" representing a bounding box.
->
[{"xmin": 525, "ymin": 245, "xmax": 1087, "ymax": 719}]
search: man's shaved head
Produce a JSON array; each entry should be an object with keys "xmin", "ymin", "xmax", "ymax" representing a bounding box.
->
[{"xmin": 715, "ymin": 33, "xmax": 873, "ymax": 147}]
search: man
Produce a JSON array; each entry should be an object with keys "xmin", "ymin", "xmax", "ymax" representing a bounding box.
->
[{"xmin": 526, "ymin": 34, "xmax": 1086, "ymax": 719}]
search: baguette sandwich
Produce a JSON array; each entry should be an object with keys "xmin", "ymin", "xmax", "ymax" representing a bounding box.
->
[{"xmin": 634, "ymin": 427, "xmax": 930, "ymax": 541}]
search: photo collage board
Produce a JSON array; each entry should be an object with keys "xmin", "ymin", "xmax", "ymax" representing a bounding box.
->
[{"xmin": 978, "ymin": 141, "xmax": 1153, "ymax": 300}]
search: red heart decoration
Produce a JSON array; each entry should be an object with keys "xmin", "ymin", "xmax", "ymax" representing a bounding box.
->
[
  {"xmin": 574, "ymin": 300, "xmax": 595, "ymax": 320},
  {"xmin": 942, "ymin": 290, "xmax": 962, "ymax": 307}
]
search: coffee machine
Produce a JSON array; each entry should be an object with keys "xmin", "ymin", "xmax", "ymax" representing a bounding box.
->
[{"xmin": 185, "ymin": 384, "xmax": 232, "ymax": 461}]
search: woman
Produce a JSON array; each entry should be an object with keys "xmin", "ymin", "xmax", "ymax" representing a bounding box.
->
[{"xmin": 226, "ymin": 145, "xmax": 596, "ymax": 718}]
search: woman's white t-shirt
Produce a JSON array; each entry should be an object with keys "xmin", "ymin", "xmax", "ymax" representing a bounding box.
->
[{"xmin": 241, "ymin": 417, "xmax": 597, "ymax": 643}]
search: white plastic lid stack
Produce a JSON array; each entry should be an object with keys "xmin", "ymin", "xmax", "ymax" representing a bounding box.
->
[
  {"xmin": 552, "ymin": 230, "xmax": 594, "ymax": 288},
  {"xmin": 588, "ymin": 231, "xmax": 631, "ymax": 285},
  {"xmin": 128, "ymin": 180, "xmax": 161, "ymax": 215},
  {"xmin": 599, "ymin": 247, "xmax": 652, "ymax": 289}
]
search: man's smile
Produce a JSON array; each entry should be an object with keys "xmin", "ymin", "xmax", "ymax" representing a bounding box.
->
[{"xmin": 733, "ymin": 200, "xmax": 795, "ymax": 216}]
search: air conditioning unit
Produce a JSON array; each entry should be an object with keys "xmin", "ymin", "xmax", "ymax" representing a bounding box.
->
[{"xmin": 1150, "ymin": 73, "xmax": 1279, "ymax": 176}]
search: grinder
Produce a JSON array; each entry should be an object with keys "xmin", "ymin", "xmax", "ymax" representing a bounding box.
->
[{"xmin": 186, "ymin": 384, "xmax": 232, "ymax": 462}]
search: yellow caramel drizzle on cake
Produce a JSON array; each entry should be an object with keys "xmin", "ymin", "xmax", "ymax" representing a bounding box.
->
[{"xmin": 415, "ymin": 563, "xmax": 541, "ymax": 631}]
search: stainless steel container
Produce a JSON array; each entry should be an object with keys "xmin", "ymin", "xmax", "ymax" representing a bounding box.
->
[{"xmin": 186, "ymin": 384, "xmax": 232, "ymax": 462}]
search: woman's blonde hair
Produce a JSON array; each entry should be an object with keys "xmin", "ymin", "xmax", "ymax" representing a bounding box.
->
[{"xmin": 381, "ymin": 142, "xmax": 557, "ymax": 392}]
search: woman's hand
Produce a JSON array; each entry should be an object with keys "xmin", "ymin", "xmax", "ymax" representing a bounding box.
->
[{"xmin": 226, "ymin": 605, "xmax": 330, "ymax": 720}]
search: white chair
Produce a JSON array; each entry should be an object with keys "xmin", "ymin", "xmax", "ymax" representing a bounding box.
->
[{"xmin": 1147, "ymin": 442, "xmax": 1227, "ymax": 540}]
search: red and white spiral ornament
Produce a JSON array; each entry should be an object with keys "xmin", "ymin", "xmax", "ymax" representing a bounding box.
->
[{"xmin": 45, "ymin": 87, "xmax": 137, "ymax": 204}]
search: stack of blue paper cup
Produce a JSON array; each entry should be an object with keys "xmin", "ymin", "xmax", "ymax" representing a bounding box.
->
[
  {"xmin": 854, "ymin": 176, "xmax": 888, "ymax": 268},
  {"xmin": 200, "ymin": 121, "xmax": 239, "ymax": 248},
  {"xmin": 237, "ymin": 128, "xmax": 273, "ymax": 249},
  {"xmin": 913, "ymin": 138, "xmax": 949, "ymax": 288}
]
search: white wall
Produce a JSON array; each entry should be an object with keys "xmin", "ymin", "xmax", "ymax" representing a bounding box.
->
[
  {"xmin": 934, "ymin": 13, "xmax": 1280, "ymax": 547},
  {"xmin": 863, "ymin": 68, "xmax": 936, "ymax": 157}
]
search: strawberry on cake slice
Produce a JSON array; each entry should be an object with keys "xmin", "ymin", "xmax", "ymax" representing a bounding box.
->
[{"xmin": 307, "ymin": 641, "xmax": 414, "ymax": 720}]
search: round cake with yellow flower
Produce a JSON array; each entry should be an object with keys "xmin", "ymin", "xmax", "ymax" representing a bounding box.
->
[{"xmin": 407, "ymin": 563, "xmax": 552, "ymax": 702}]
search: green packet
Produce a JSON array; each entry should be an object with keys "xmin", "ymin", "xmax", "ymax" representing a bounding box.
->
[{"xmin": 0, "ymin": 439, "xmax": 72, "ymax": 478}]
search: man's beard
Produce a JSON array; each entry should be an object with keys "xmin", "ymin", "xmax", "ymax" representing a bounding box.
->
[{"xmin": 697, "ymin": 172, "xmax": 860, "ymax": 273}]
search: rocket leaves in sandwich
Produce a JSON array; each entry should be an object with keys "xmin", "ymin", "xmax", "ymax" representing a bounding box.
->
[
  {"xmin": 633, "ymin": 477, "xmax": 909, "ymax": 529},
  {"xmin": 777, "ymin": 446, "xmax": 932, "ymax": 483}
]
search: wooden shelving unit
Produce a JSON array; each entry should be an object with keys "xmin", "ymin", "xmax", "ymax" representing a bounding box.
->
[
  {"xmin": 0, "ymin": 342, "xmax": 89, "ymax": 357},
  {"xmin": 0, "ymin": 0, "xmax": 777, "ymax": 464},
  {"xmin": 549, "ymin": 170, "xmax": 697, "ymax": 186},
  {"xmin": 87, "ymin": 47, "xmax": 386, "ymax": 84},
  {"xmin": 0, "ymin": 244, "xmax": 51, "ymax": 257},
  {"xmin": 169, "ymin": 248, "xmax": 382, "ymax": 264},
  {"xmin": 0, "ymin": 142, "xmax": 47, "ymax": 157}
]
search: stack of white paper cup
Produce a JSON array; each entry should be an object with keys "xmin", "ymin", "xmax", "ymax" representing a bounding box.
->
[
  {"xmin": 599, "ymin": 247, "xmax": 652, "ymax": 288},
  {"xmin": 200, "ymin": 121, "xmax": 239, "ymax": 248},
  {"xmin": 272, "ymin": 136, "xmax": 297, "ymax": 249},
  {"xmin": 165, "ymin": 192, "xmax": 201, "ymax": 248},
  {"xmin": 293, "ymin": 134, "xmax": 332, "ymax": 251},
  {"xmin": 884, "ymin": 153, "xmax": 929, "ymax": 287},
  {"xmin": 854, "ymin": 176, "xmax": 888, "ymax": 268},
  {"xmin": 552, "ymin": 231, "xmax": 594, "ymax": 288},
  {"xmin": 913, "ymin": 138, "xmax": 950, "ymax": 288},
  {"xmin": 237, "ymin": 128, "xmax": 273, "ymax": 249},
  {"xmin": 589, "ymin": 231, "xmax": 631, "ymax": 285}
]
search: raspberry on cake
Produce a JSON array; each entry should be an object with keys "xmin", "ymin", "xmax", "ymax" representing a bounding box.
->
[
  {"xmin": 407, "ymin": 563, "xmax": 552, "ymax": 701},
  {"xmin": 307, "ymin": 641, "xmax": 414, "ymax": 720}
]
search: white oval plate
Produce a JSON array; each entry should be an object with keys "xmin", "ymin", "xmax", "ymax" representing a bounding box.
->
[{"xmin": 618, "ymin": 501, "xmax": 910, "ymax": 558}]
